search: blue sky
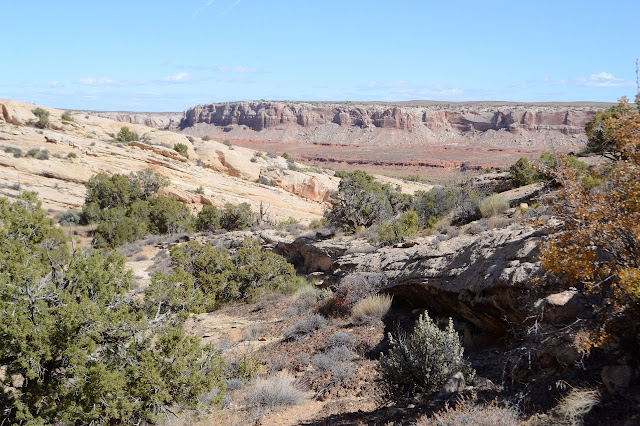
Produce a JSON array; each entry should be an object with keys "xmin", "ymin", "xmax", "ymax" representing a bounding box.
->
[{"xmin": 2, "ymin": 0, "xmax": 638, "ymax": 111}]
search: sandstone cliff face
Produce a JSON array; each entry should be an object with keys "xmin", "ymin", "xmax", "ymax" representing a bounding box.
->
[
  {"xmin": 89, "ymin": 111, "xmax": 182, "ymax": 129},
  {"xmin": 178, "ymin": 101, "xmax": 604, "ymax": 144}
]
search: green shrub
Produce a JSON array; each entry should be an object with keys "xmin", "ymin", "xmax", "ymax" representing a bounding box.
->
[
  {"xmin": 25, "ymin": 148, "xmax": 49, "ymax": 160},
  {"xmin": 0, "ymin": 193, "xmax": 227, "ymax": 424},
  {"xmin": 223, "ymin": 140, "xmax": 232, "ymax": 147},
  {"xmin": 4, "ymin": 146, "xmax": 22, "ymax": 158},
  {"xmin": 56, "ymin": 210, "xmax": 82, "ymax": 226},
  {"xmin": 128, "ymin": 168, "xmax": 170, "ymax": 199},
  {"xmin": 220, "ymin": 202, "xmax": 255, "ymax": 230},
  {"xmin": 66, "ymin": 152, "xmax": 77, "ymax": 159},
  {"xmin": 234, "ymin": 239, "xmax": 300, "ymax": 301},
  {"xmin": 479, "ymin": 194, "xmax": 509, "ymax": 218},
  {"xmin": 170, "ymin": 241, "xmax": 235, "ymax": 309},
  {"xmin": 30, "ymin": 107, "xmax": 49, "ymax": 129},
  {"xmin": 413, "ymin": 181, "xmax": 482, "ymax": 225},
  {"xmin": 509, "ymin": 157, "xmax": 548, "ymax": 187},
  {"xmin": 376, "ymin": 210, "xmax": 420, "ymax": 246},
  {"xmin": 146, "ymin": 196, "xmax": 194, "ymax": 234},
  {"xmin": 309, "ymin": 218, "xmax": 326, "ymax": 229},
  {"xmin": 116, "ymin": 126, "xmax": 138, "ymax": 142},
  {"xmin": 186, "ymin": 136, "xmax": 195, "ymax": 143},
  {"xmin": 174, "ymin": 142, "xmax": 189, "ymax": 158},
  {"xmin": 169, "ymin": 239, "xmax": 298, "ymax": 308},
  {"xmin": 281, "ymin": 152, "xmax": 290, "ymax": 160},
  {"xmin": 92, "ymin": 207, "xmax": 148, "ymax": 248},
  {"xmin": 256, "ymin": 176, "xmax": 277, "ymax": 186},
  {"xmin": 194, "ymin": 185, "xmax": 205, "ymax": 194},
  {"xmin": 325, "ymin": 170, "xmax": 412, "ymax": 232},
  {"xmin": 379, "ymin": 312, "xmax": 474, "ymax": 398},
  {"xmin": 61, "ymin": 111, "xmax": 73, "ymax": 122},
  {"xmin": 202, "ymin": 135, "xmax": 211, "ymax": 141},
  {"xmin": 196, "ymin": 205, "xmax": 221, "ymax": 232},
  {"xmin": 83, "ymin": 173, "xmax": 144, "ymax": 221}
]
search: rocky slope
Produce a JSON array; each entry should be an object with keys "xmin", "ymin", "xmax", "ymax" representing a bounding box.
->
[{"xmin": 0, "ymin": 99, "xmax": 432, "ymax": 221}]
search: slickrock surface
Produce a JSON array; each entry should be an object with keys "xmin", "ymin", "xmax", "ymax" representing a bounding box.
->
[{"xmin": 0, "ymin": 99, "xmax": 432, "ymax": 220}]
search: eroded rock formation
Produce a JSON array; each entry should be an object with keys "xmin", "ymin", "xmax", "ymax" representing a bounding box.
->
[{"xmin": 177, "ymin": 101, "xmax": 606, "ymax": 146}]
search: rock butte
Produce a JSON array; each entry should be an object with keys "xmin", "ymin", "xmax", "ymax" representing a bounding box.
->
[{"xmin": 98, "ymin": 100, "xmax": 613, "ymax": 175}]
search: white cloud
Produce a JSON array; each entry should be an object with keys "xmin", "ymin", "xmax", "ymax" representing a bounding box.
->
[
  {"xmin": 577, "ymin": 72, "xmax": 633, "ymax": 88},
  {"xmin": 163, "ymin": 72, "xmax": 191, "ymax": 82},
  {"xmin": 77, "ymin": 77, "xmax": 116, "ymax": 86},
  {"xmin": 217, "ymin": 65, "xmax": 258, "ymax": 74},
  {"xmin": 193, "ymin": 0, "xmax": 215, "ymax": 17}
]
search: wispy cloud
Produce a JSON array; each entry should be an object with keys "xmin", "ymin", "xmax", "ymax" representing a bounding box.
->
[
  {"xmin": 76, "ymin": 77, "xmax": 148, "ymax": 87},
  {"xmin": 162, "ymin": 72, "xmax": 191, "ymax": 82},
  {"xmin": 77, "ymin": 77, "xmax": 116, "ymax": 86},
  {"xmin": 217, "ymin": 65, "xmax": 258, "ymax": 73},
  {"xmin": 576, "ymin": 72, "xmax": 634, "ymax": 88},
  {"xmin": 193, "ymin": 0, "xmax": 215, "ymax": 17}
]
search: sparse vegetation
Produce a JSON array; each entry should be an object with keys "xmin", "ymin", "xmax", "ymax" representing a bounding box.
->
[
  {"xmin": 0, "ymin": 193, "xmax": 228, "ymax": 425},
  {"xmin": 479, "ymin": 193, "xmax": 509, "ymax": 218},
  {"xmin": 174, "ymin": 142, "xmax": 189, "ymax": 158},
  {"xmin": 538, "ymin": 97, "xmax": 640, "ymax": 355},
  {"xmin": 202, "ymin": 135, "xmax": 211, "ymax": 141},
  {"xmin": 196, "ymin": 205, "xmax": 221, "ymax": 231},
  {"xmin": 116, "ymin": 126, "xmax": 138, "ymax": 142},
  {"xmin": 284, "ymin": 314, "xmax": 328, "ymax": 341},
  {"xmin": 326, "ymin": 170, "xmax": 412, "ymax": 232},
  {"xmin": 351, "ymin": 294, "xmax": 393, "ymax": 324},
  {"xmin": 61, "ymin": 111, "xmax": 73, "ymax": 122},
  {"xmin": 376, "ymin": 209, "xmax": 420, "ymax": 246},
  {"xmin": 246, "ymin": 373, "xmax": 304, "ymax": 409},
  {"xmin": 379, "ymin": 312, "xmax": 474, "ymax": 397},
  {"xmin": 334, "ymin": 272, "xmax": 387, "ymax": 309},
  {"xmin": 417, "ymin": 401, "xmax": 522, "ymax": 426},
  {"xmin": 4, "ymin": 146, "xmax": 23, "ymax": 158},
  {"xmin": 56, "ymin": 210, "xmax": 82, "ymax": 226},
  {"xmin": 25, "ymin": 148, "xmax": 49, "ymax": 160},
  {"xmin": 30, "ymin": 107, "xmax": 49, "ymax": 128},
  {"xmin": 552, "ymin": 387, "xmax": 600, "ymax": 425}
]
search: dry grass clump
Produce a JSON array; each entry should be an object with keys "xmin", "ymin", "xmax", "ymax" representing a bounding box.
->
[
  {"xmin": 283, "ymin": 314, "xmax": 328, "ymax": 341},
  {"xmin": 312, "ymin": 345, "xmax": 353, "ymax": 372},
  {"xmin": 416, "ymin": 401, "xmax": 522, "ymax": 426},
  {"xmin": 553, "ymin": 387, "xmax": 600, "ymax": 425},
  {"xmin": 324, "ymin": 331, "xmax": 356, "ymax": 350},
  {"xmin": 246, "ymin": 373, "xmax": 305, "ymax": 409},
  {"xmin": 351, "ymin": 294, "xmax": 393, "ymax": 324},
  {"xmin": 479, "ymin": 193, "xmax": 510, "ymax": 218}
]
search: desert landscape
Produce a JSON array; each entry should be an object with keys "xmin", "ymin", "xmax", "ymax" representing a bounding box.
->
[
  {"xmin": 94, "ymin": 101, "xmax": 612, "ymax": 177},
  {"xmin": 2, "ymin": 1, "xmax": 639, "ymax": 425}
]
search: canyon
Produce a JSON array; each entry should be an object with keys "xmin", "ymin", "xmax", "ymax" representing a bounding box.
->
[{"xmin": 98, "ymin": 101, "xmax": 612, "ymax": 176}]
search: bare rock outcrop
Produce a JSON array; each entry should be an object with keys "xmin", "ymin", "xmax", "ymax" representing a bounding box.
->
[
  {"xmin": 275, "ymin": 226, "xmax": 543, "ymax": 336},
  {"xmin": 178, "ymin": 101, "xmax": 606, "ymax": 148},
  {"xmin": 88, "ymin": 111, "xmax": 182, "ymax": 129}
]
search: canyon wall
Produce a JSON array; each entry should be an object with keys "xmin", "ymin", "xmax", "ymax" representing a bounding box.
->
[{"xmin": 176, "ymin": 101, "xmax": 608, "ymax": 147}]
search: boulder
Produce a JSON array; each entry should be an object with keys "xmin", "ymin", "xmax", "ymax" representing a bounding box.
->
[{"xmin": 602, "ymin": 365, "xmax": 634, "ymax": 394}]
